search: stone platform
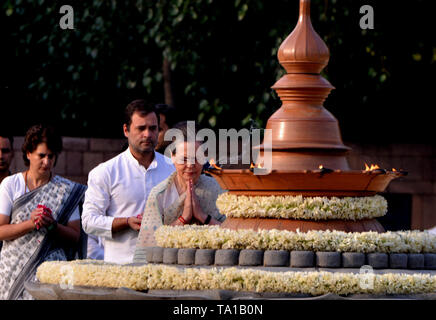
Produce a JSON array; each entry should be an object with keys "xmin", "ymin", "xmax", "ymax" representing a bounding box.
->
[
  {"xmin": 27, "ymin": 264, "xmax": 436, "ymax": 300},
  {"xmin": 140, "ymin": 247, "xmax": 436, "ymax": 270}
]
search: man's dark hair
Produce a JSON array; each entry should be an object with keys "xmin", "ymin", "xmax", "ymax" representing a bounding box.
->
[
  {"xmin": 0, "ymin": 133, "xmax": 13, "ymax": 150},
  {"xmin": 124, "ymin": 99, "xmax": 159, "ymax": 130},
  {"xmin": 22, "ymin": 124, "xmax": 62, "ymax": 167},
  {"xmin": 155, "ymin": 104, "xmax": 178, "ymax": 128}
]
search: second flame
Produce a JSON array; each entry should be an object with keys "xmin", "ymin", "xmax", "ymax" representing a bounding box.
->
[{"xmin": 364, "ymin": 163, "xmax": 380, "ymax": 171}]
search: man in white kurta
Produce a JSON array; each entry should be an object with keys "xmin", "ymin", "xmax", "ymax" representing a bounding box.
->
[{"xmin": 82, "ymin": 100, "xmax": 175, "ymax": 264}]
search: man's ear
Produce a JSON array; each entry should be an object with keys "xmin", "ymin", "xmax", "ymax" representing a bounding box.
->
[{"xmin": 123, "ymin": 124, "xmax": 129, "ymax": 138}]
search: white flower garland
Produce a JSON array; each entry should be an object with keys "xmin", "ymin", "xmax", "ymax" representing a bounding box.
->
[
  {"xmin": 36, "ymin": 260, "xmax": 436, "ymax": 295},
  {"xmin": 155, "ymin": 226, "xmax": 436, "ymax": 253},
  {"xmin": 216, "ymin": 194, "xmax": 388, "ymax": 220}
]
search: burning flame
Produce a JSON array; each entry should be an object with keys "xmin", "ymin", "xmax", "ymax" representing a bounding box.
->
[
  {"xmin": 209, "ymin": 159, "xmax": 222, "ymax": 170},
  {"xmin": 392, "ymin": 168, "xmax": 397, "ymax": 172},
  {"xmin": 364, "ymin": 163, "xmax": 380, "ymax": 172},
  {"xmin": 319, "ymin": 165, "xmax": 323, "ymax": 170},
  {"xmin": 250, "ymin": 162, "xmax": 263, "ymax": 169}
]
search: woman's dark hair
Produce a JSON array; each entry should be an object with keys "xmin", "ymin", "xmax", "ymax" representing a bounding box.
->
[
  {"xmin": 170, "ymin": 121, "xmax": 201, "ymax": 156},
  {"xmin": 22, "ymin": 124, "xmax": 63, "ymax": 167}
]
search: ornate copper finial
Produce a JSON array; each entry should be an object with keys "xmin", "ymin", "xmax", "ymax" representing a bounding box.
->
[
  {"xmin": 278, "ymin": 0, "xmax": 330, "ymax": 74},
  {"xmin": 263, "ymin": 0, "xmax": 351, "ymax": 171}
]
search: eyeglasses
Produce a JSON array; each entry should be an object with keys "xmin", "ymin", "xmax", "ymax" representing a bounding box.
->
[{"xmin": 174, "ymin": 156, "xmax": 202, "ymax": 165}]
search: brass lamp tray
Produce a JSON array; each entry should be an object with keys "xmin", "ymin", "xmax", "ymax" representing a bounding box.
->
[{"xmin": 205, "ymin": 169, "xmax": 405, "ymax": 197}]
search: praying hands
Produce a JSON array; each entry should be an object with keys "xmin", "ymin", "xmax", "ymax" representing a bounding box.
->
[{"xmin": 176, "ymin": 179, "xmax": 218, "ymax": 226}]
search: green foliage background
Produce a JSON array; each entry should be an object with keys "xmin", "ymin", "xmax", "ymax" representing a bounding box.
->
[{"xmin": 1, "ymin": 0, "xmax": 435, "ymax": 141}]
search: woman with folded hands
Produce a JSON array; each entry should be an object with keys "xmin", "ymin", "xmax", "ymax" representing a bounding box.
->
[{"xmin": 133, "ymin": 125, "xmax": 225, "ymax": 263}]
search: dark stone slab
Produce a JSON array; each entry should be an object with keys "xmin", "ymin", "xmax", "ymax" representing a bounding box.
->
[
  {"xmin": 239, "ymin": 250, "xmax": 264, "ymax": 266},
  {"xmin": 389, "ymin": 253, "xmax": 408, "ymax": 269},
  {"xmin": 178, "ymin": 248, "xmax": 196, "ymax": 265},
  {"xmin": 152, "ymin": 247, "xmax": 164, "ymax": 263},
  {"xmin": 290, "ymin": 251, "xmax": 315, "ymax": 268},
  {"xmin": 367, "ymin": 253, "xmax": 388, "ymax": 269},
  {"xmin": 316, "ymin": 252, "xmax": 341, "ymax": 268},
  {"xmin": 408, "ymin": 254, "xmax": 424, "ymax": 269},
  {"xmin": 195, "ymin": 249, "xmax": 216, "ymax": 265},
  {"xmin": 264, "ymin": 250, "xmax": 290, "ymax": 267},
  {"xmin": 342, "ymin": 252, "xmax": 366, "ymax": 268},
  {"xmin": 215, "ymin": 249, "xmax": 240, "ymax": 266},
  {"xmin": 424, "ymin": 253, "xmax": 436, "ymax": 270},
  {"xmin": 163, "ymin": 248, "xmax": 179, "ymax": 264}
]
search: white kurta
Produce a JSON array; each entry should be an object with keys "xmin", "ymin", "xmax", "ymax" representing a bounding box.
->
[{"xmin": 81, "ymin": 148, "xmax": 175, "ymax": 264}]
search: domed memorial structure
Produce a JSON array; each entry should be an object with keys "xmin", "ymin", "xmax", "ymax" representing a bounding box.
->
[
  {"xmin": 206, "ymin": 0, "xmax": 404, "ymax": 233},
  {"xmin": 30, "ymin": 0, "xmax": 436, "ymax": 300}
]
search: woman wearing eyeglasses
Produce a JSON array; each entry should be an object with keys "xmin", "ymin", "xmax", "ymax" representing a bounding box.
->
[{"xmin": 133, "ymin": 124, "xmax": 225, "ymax": 262}]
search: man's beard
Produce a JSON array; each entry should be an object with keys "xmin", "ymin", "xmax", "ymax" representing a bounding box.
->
[{"xmin": 131, "ymin": 140, "xmax": 156, "ymax": 155}]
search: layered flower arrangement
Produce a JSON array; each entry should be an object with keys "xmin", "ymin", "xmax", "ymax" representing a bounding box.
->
[
  {"xmin": 216, "ymin": 194, "xmax": 388, "ymax": 220},
  {"xmin": 36, "ymin": 260, "xmax": 436, "ymax": 295},
  {"xmin": 155, "ymin": 226, "xmax": 436, "ymax": 253}
]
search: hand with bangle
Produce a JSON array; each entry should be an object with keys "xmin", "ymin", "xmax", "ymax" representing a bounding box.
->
[
  {"xmin": 126, "ymin": 214, "xmax": 142, "ymax": 231},
  {"xmin": 178, "ymin": 180, "xmax": 212, "ymax": 226}
]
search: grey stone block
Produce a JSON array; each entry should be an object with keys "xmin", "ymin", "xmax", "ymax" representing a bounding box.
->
[
  {"xmin": 424, "ymin": 253, "xmax": 436, "ymax": 270},
  {"xmin": 389, "ymin": 253, "xmax": 408, "ymax": 269},
  {"xmin": 66, "ymin": 151, "xmax": 83, "ymax": 175},
  {"xmin": 408, "ymin": 253, "xmax": 424, "ymax": 269},
  {"xmin": 342, "ymin": 252, "xmax": 366, "ymax": 268},
  {"xmin": 195, "ymin": 249, "xmax": 216, "ymax": 265},
  {"xmin": 83, "ymin": 152, "xmax": 104, "ymax": 173},
  {"xmin": 264, "ymin": 250, "xmax": 290, "ymax": 267},
  {"xmin": 177, "ymin": 248, "xmax": 196, "ymax": 265},
  {"xmin": 290, "ymin": 251, "xmax": 315, "ymax": 267},
  {"xmin": 152, "ymin": 247, "xmax": 164, "ymax": 263},
  {"xmin": 145, "ymin": 247, "xmax": 155, "ymax": 263},
  {"xmin": 215, "ymin": 249, "xmax": 240, "ymax": 266},
  {"xmin": 163, "ymin": 248, "xmax": 179, "ymax": 264},
  {"xmin": 63, "ymin": 137, "xmax": 89, "ymax": 152},
  {"xmin": 316, "ymin": 252, "xmax": 341, "ymax": 268},
  {"xmin": 367, "ymin": 253, "xmax": 388, "ymax": 269},
  {"xmin": 89, "ymin": 138, "xmax": 125, "ymax": 152},
  {"xmin": 239, "ymin": 250, "xmax": 264, "ymax": 266}
]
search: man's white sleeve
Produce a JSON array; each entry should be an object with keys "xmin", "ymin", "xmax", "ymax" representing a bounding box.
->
[
  {"xmin": 81, "ymin": 166, "xmax": 115, "ymax": 239},
  {"xmin": 87, "ymin": 234, "xmax": 104, "ymax": 260}
]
